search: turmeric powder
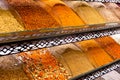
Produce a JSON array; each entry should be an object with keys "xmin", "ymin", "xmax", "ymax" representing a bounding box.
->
[
  {"xmin": 41, "ymin": 0, "xmax": 85, "ymax": 27},
  {"xmin": 75, "ymin": 39, "xmax": 113, "ymax": 68},
  {"xmin": 95, "ymin": 36, "xmax": 120, "ymax": 59}
]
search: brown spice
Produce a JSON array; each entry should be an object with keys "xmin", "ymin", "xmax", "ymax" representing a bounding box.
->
[
  {"xmin": 75, "ymin": 39, "xmax": 113, "ymax": 68},
  {"xmin": 0, "ymin": 55, "xmax": 28, "ymax": 80},
  {"xmin": 95, "ymin": 36, "xmax": 120, "ymax": 59},
  {"xmin": 89, "ymin": 2, "xmax": 120, "ymax": 23},
  {"xmin": 65, "ymin": 1, "xmax": 106, "ymax": 25}
]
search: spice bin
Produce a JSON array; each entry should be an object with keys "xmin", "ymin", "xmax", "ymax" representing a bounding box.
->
[{"xmin": 0, "ymin": 0, "xmax": 120, "ymax": 80}]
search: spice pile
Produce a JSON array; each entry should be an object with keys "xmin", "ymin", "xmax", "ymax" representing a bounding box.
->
[
  {"xmin": 89, "ymin": 2, "xmax": 120, "ymax": 23},
  {"xmin": 65, "ymin": 1, "xmax": 106, "ymax": 25},
  {"xmin": 7, "ymin": 0, "xmax": 60, "ymax": 30},
  {"xmin": 41, "ymin": 0, "xmax": 85, "ymax": 27},
  {"xmin": 0, "ymin": 8, "xmax": 24, "ymax": 33},
  {"xmin": 95, "ymin": 36, "xmax": 120, "ymax": 59},
  {"xmin": 19, "ymin": 49, "xmax": 71, "ymax": 80},
  {"xmin": 62, "ymin": 48, "xmax": 94, "ymax": 77},
  {"xmin": 76, "ymin": 39, "xmax": 113, "ymax": 68}
]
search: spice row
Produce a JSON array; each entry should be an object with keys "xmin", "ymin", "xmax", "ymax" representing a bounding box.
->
[
  {"xmin": 0, "ymin": 0, "xmax": 120, "ymax": 33},
  {"xmin": 1, "ymin": 35, "xmax": 120, "ymax": 80}
]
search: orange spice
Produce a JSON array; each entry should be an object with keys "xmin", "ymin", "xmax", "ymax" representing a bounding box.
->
[
  {"xmin": 41, "ymin": 0, "xmax": 85, "ymax": 27},
  {"xmin": 7, "ymin": 0, "xmax": 61, "ymax": 30},
  {"xmin": 75, "ymin": 39, "xmax": 113, "ymax": 68},
  {"xmin": 19, "ymin": 49, "xmax": 71, "ymax": 80},
  {"xmin": 95, "ymin": 36, "xmax": 120, "ymax": 59}
]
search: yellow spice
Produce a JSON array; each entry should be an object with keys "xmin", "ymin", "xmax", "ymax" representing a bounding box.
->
[
  {"xmin": 62, "ymin": 48, "xmax": 94, "ymax": 77},
  {"xmin": 0, "ymin": 9, "xmax": 24, "ymax": 33}
]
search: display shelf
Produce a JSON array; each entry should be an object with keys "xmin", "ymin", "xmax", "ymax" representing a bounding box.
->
[
  {"xmin": 71, "ymin": 59, "xmax": 120, "ymax": 80},
  {"xmin": 0, "ymin": 23, "xmax": 120, "ymax": 56},
  {"xmin": 62, "ymin": 0, "xmax": 120, "ymax": 3}
]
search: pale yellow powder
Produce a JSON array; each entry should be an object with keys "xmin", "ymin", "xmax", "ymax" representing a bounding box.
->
[{"xmin": 0, "ymin": 9, "xmax": 24, "ymax": 33}]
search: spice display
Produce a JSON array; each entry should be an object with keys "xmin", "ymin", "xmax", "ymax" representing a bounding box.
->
[
  {"xmin": 0, "ymin": 55, "xmax": 28, "ymax": 80},
  {"xmin": 41, "ymin": 0, "xmax": 85, "ymax": 27},
  {"xmin": 61, "ymin": 48, "xmax": 94, "ymax": 77},
  {"xmin": 8, "ymin": 0, "xmax": 61, "ymax": 30},
  {"xmin": 0, "ymin": 9, "xmax": 24, "ymax": 33},
  {"xmin": 65, "ymin": 1, "xmax": 106, "ymax": 25},
  {"xmin": 105, "ymin": 3, "xmax": 120, "ymax": 20},
  {"xmin": 95, "ymin": 36, "xmax": 120, "ymax": 59},
  {"xmin": 75, "ymin": 39, "xmax": 113, "ymax": 68},
  {"xmin": 89, "ymin": 2, "xmax": 120, "ymax": 23},
  {"xmin": 19, "ymin": 49, "xmax": 71, "ymax": 80}
]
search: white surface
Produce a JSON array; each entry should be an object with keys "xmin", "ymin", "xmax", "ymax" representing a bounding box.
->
[
  {"xmin": 111, "ymin": 34, "xmax": 120, "ymax": 44},
  {"xmin": 102, "ymin": 70, "xmax": 120, "ymax": 80}
]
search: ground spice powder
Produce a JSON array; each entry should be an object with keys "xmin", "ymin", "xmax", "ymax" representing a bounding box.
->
[
  {"xmin": 62, "ymin": 48, "xmax": 94, "ymax": 77},
  {"xmin": 19, "ymin": 49, "xmax": 71, "ymax": 80},
  {"xmin": 75, "ymin": 40, "xmax": 113, "ymax": 68},
  {"xmin": 9, "ymin": 1, "xmax": 60, "ymax": 30},
  {"xmin": 95, "ymin": 36, "xmax": 120, "ymax": 59},
  {"xmin": 105, "ymin": 3, "xmax": 120, "ymax": 20},
  {"xmin": 89, "ymin": 2, "xmax": 120, "ymax": 23},
  {"xmin": 0, "ymin": 9, "xmax": 24, "ymax": 33},
  {"xmin": 41, "ymin": 0, "xmax": 85, "ymax": 27},
  {"xmin": 65, "ymin": 1, "xmax": 106, "ymax": 25}
]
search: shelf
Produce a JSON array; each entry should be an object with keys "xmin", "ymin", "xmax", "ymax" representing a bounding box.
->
[
  {"xmin": 0, "ymin": 23, "xmax": 120, "ymax": 56},
  {"xmin": 63, "ymin": 0, "xmax": 120, "ymax": 3},
  {"xmin": 71, "ymin": 59, "xmax": 120, "ymax": 80}
]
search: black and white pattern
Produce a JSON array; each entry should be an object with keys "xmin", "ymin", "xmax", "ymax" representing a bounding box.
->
[
  {"xmin": 0, "ymin": 26, "xmax": 120, "ymax": 56},
  {"xmin": 0, "ymin": 23, "xmax": 120, "ymax": 55}
]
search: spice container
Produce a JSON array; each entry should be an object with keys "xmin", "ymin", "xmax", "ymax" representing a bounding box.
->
[
  {"xmin": 0, "ymin": 0, "xmax": 25, "ymax": 33},
  {"xmin": 19, "ymin": 49, "xmax": 72, "ymax": 80}
]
